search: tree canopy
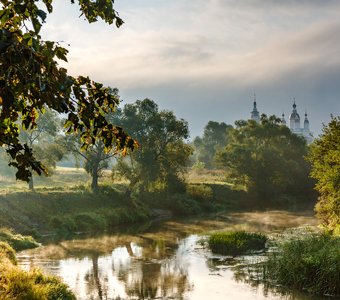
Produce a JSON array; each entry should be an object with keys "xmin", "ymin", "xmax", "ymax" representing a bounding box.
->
[
  {"xmin": 307, "ymin": 116, "xmax": 340, "ymax": 233},
  {"xmin": 0, "ymin": 0, "xmax": 135, "ymax": 182},
  {"xmin": 193, "ymin": 121, "xmax": 232, "ymax": 169},
  {"xmin": 113, "ymin": 99, "xmax": 192, "ymax": 195},
  {"xmin": 216, "ymin": 115, "xmax": 312, "ymax": 203}
]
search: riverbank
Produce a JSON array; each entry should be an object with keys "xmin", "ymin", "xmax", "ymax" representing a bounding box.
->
[{"xmin": 0, "ymin": 188, "xmax": 150, "ymax": 236}]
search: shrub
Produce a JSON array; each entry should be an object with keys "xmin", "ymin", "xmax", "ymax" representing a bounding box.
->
[
  {"xmin": 187, "ymin": 184, "xmax": 213, "ymax": 202},
  {"xmin": 49, "ymin": 216, "xmax": 77, "ymax": 233},
  {"xmin": 74, "ymin": 212, "xmax": 107, "ymax": 231},
  {"xmin": 208, "ymin": 231, "xmax": 267, "ymax": 255},
  {"xmin": 0, "ymin": 242, "xmax": 75, "ymax": 299},
  {"xmin": 0, "ymin": 228, "xmax": 39, "ymax": 251},
  {"xmin": 0, "ymin": 267, "xmax": 76, "ymax": 299},
  {"xmin": 0, "ymin": 241, "xmax": 17, "ymax": 264},
  {"xmin": 260, "ymin": 233, "xmax": 340, "ymax": 296}
]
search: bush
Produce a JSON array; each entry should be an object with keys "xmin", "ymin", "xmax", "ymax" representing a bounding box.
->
[
  {"xmin": 187, "ymin": 184, "xmax": 213, "ymax": 202},
  {"xmin": 208, "ymin": 231, "xmax": 267, "ymax": 255},
  {"xmin": 0, "ymin": 228, "xmax": 39, "ymax": 251},
  {"xmin": 260, "ymin": 233, "xmax": 340, "ymax": 296},
  {"xmin": 0, "ymin": 241, "xmax": 17, "ymax": 264},
  {"xmin": 0, "ymin": 242, "xmax": 75, "ymax": 299},
  {"xmin": 74, "ymin": 212, "xmax": 107, "ymax": 231},
  {"xmin": 164, "ymin": 193, "xmax": 202, "ymax": 215},
  {"xmin": 0, "ymin": 267, "xmax": 76, "ymax": 299},
  {"xmin": 49, "ymin": 216, "xmax": 77, "ymax": 233}
]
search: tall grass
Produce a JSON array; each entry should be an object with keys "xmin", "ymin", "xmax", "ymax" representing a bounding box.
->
[
  {"xmin": 260, "ymin": 233, "xmax": 340, "ymax": 296},
  {"xmin": 208, "ymin": 231, "xmax": 267, "ymax": 255},
  {"xmin": 0, "ymin": 241, "xmax": 75, "ymax": 299}
]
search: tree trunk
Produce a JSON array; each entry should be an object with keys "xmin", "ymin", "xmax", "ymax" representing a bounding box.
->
[
  {"xmin": 28, "ymin": 174, "xmax": 34, "ymax": 191},
  {"xmin": 91, "ymin": 161, "xmax": 99, "ymax": 192}
]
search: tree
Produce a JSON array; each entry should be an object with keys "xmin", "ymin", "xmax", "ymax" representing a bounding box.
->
[
  {"xmin": 193, "ymin": 121, "xmax": 232, "ymax": 169},
  {"xmin": 113, "ymin": 99, "xmax": 192, "ymax": 195},
  {"xmin": 307, "ymin": 116, "xmax": 340, "ymax": 234},
  {"xmin": 20, "ymin": 109, "xmax": 64, "ymax": 190},
  {"xmin": 63, "ymin": 135, "xmax": 115, "ymax": 192},
  {"xmin": 0, "ymin": 0, "xmax": 135, "ymax": 182},
  {"xmin": 216, "ymin": 115, "xmax": 312, "ymax": 203}
]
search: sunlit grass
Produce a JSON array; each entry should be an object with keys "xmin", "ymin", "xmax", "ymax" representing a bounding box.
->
[
  {"xmin": 259, "ymin": 233, "xmax": 340, "ymax": 297},
  {"xmin": 208, "ymin": 231, "xmax": 268, "ymax": 255},
  {"xmin": 0, "ymin": 241, "xmax": 75, "ymax": 299}
]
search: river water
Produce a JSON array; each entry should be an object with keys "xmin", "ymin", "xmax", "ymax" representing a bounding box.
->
[{"xmin": 17, "ymin": 210, "xmax": 328, "ymax": 300}]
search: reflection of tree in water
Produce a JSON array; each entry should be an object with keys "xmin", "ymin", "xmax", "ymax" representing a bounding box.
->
[
  {"xmin": 114, "ymin": 240, "xmax": 192, "ymax": 300},
  {"xmin": 84, "ymin": 255, "xmax": 109, "ymax": 300},
  {"xmin": 124, "ymin": 260, "xmax": 191, "ymax": 300}
]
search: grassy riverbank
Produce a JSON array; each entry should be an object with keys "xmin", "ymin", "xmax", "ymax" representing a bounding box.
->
[
  {"xmin": 0, "ymin": 188, "xmax": 149, "ymax": 235},
  {"xmin": 0, "ymin": 167, "xmax": 316, "ymax": 238},
  {"xmin": 0, "ymin": 241, "xmax": 75, "ymax": 299}
]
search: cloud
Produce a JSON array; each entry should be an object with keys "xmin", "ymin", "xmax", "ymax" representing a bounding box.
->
[{"xmin": 41, "ymin": 1, "xmax": 340, "ymax": 136}]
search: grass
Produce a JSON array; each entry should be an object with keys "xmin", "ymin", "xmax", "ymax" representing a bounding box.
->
[
  {"xmin": 259, "ymin": 233, "xmax": 340, "ymax": 296},
  {"xmin": 0, "ymin": 188, "xmax": 150, "ymax": 235},
  {"xmin": 208, "ymin": 231, "xmax": 268, "ymax": 255},
  {"xmin": 0, "ymin": 241, "xmax": 75, "ymax": 299}
]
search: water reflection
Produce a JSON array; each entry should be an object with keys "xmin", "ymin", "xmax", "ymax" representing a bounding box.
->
[{"xmin": 18, "ymin": 211, "xmax": 320, "ymax": 300}]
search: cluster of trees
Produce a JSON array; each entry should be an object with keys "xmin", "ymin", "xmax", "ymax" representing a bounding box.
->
[
  {"xmin": 215, "ymin": 115, "xmax": 313, "ymax": 202},
  {"xmin": 307, "ymin": 116, "xmax": 340, "ymax": 234},
  {"xmin": 192, "ymin": 115, "xmax": 313, "ymax": 203}
]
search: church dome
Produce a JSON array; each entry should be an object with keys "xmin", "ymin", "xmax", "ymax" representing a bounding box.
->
[
  {"xmin": 304, "ymin": 113, "xmax": 309, "ymax": 124},
  {"xmin": 289, "ymin": 102, "xmax": 300, "ymax": 121}
]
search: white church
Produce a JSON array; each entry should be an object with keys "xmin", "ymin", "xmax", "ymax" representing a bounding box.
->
[{"xmin": 250, "ymin": 97, "xmax": 313, "ymax": 144}]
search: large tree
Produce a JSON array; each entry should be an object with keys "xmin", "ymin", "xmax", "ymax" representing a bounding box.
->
[
  {"xmin": 113, "ymin": 99, "xmax": 192, "ymax": 195},
  {"xmin": 216, "ymin": 115, "xmax": 312, "ymax": 202},
  {"xmin": 307, "ymin": 116, "xmax": 340, "ymax": 234},
  {"xmin": 0, "ymin": 0, "xmax": 135, "ymax": 182}
]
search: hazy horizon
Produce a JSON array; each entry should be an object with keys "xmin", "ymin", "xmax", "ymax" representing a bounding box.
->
[{"xmin": 40, "ymin": 0, "xmax": 340, "ymax": 138}]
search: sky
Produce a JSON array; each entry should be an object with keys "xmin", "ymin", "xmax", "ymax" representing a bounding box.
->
[{"xmin": 42, "ymin": 0, "xmax": 340, "ymax": 139}]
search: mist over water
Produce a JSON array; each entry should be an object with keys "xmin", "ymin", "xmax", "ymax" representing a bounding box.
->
[{"xmin": 17, "ymin": 211, "xmax": 325, "ymax": 300}]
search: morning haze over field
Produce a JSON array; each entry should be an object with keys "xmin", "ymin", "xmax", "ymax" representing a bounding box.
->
[{"xmin": 43, "ymin": 0, "xmax": 340, "ymax": 137}]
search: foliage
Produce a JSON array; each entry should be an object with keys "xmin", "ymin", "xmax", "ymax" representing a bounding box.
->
[
  {"xmin": 0, "ymin": 258, "xmax": 76, "ymax": 299},
  {"xmin": 62, "ymin": 88, "xmax": 124, "ymax": 191},
  {"xmin": 208, "ymin": 231, "xmax": 267, "ymax": 255},
  {"xmin": 307, "ymin": 116, "xmax": 340, "ymax": 234},
  {"xmin": 0, "ymin": 227, "xmax": 39, "ymax": 251},
  {"xmin": 0, "ymin": 0, "xmax": 135, "ymax": 182},
  {"xmin": 0, "ymin": 241, "xmax": 17, "ymax": 264},
  {"xmin": 260, "ymin": 233, "xmax": 340, "ymax": 296},
  {"xmin": 19, "ymin": 109, "xmax": 65, "ymax": 190},
  {"xmin": 193, "ymin": 121, "xmax": 232, "ymax": 169},
  {"xmin": 216, "ymin": 115, "xmax": 312, "ymax": 202},
  {"xmin": 113, "ymin": 99, "xmax": 192, "ymax": 195}
]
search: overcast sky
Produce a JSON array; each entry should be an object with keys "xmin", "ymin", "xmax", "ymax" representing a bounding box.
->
[{"xmin": 42, "ymin": 0, "xmax": 340, "ymax": 138}]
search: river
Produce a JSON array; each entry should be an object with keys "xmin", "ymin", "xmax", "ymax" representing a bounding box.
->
[{"xmin": 17, "ymin": 210, "xmax": 328, "ymax": 300}]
